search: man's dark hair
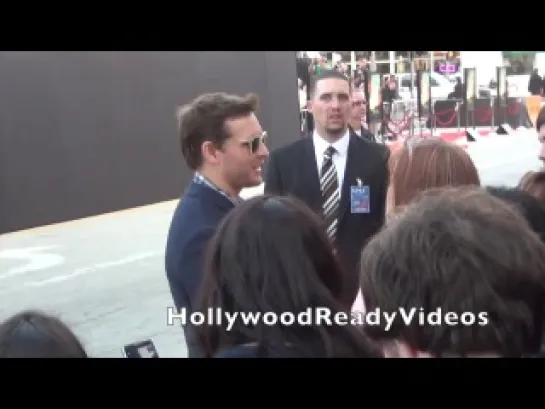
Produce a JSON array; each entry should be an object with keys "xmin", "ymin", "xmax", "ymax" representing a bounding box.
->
[
  {"xmin": 486, "ymin": 186, "xmax": 545, "ymax": 243},
  {"xmin": 310, "ymin": 70, "xmax": 351, "ymax": 97},
  {"xmin": 360, "ymin": 186, "xmax": 545, "ymax": 357},
  {"xmin": 518, "ymin": 170, "xmax": 545, "ymax": 202},
  {"xmin": 536, "ymin": 105, "xmax": 545, "ymax": 132},
  {"xmin": 176, "ymin": 92, "xmax": 259, "ymax": 170}
]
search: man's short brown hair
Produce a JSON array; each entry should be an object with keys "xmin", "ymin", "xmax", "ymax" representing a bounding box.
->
[
  {"xmin": 309, "ymin": 70, "xmax": 351, "ymax": 97},
  {"xmin": 176, "ymin": 92, "xmax": 259, "ymax": 170},
  {"xmin": 360, "ymin": 186, "xmax": 545, "ymax": 357}
]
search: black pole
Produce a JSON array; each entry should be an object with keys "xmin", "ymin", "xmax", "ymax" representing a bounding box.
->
[{"xmin": 363, "ymin": 68, "xmax": 371, "ymax": 129}]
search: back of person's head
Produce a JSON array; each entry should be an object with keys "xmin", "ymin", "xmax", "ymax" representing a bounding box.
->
[
  {"xmin": 387, "ymin": 138, "xmax": 480, "ymax": 216},
  {"xmin": 486, "ymin": 185, "xmax": 545, "ymax": 243},
  {"xmin": 176, "ymin": 92, "xmax": 260, "ymax": 170},
  {"xmin": 518, "ymin": 170, "xmax": 545, "ymax": 202},
  {"xmin": 360, "ymin": 186, "xmax": 545, "ymax": 357},
  {"xmin": 196, "ymin": 195, "xmax": 377, "ymax": 358},
  {"xmin": 0, "ymin": 310, "xmax": 88, "ymax": 358}
]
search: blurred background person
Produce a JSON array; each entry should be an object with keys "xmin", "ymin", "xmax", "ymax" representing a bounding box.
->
[
  {"xmin": 348, "ymin": 88, "xmax": 375, "ymax": 142},
  {"xmin": 534, "ymin": 106, "xmax": 545, "ymax": 167},
  {"xmin": 528, "ymin": 69, "xmax": 543, "ymax": 96}
]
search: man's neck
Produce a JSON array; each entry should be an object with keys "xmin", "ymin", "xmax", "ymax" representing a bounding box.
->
[
  {"xmin": 315, "ymin": 127, "xmax": 347, "ymax": 144},
  {"xmin": 348, "ymin": 119, "xmax": 361, "ymax": 130},
  {"xmin": 197, "ymin": 169, "xmax": 239, "ymax": 198}
]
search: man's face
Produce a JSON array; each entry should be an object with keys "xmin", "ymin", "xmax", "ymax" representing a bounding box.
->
[
  {"xmin": 218, "ymin": 113, "xmax": 269, "ymax": 190},
  {"xmin": 308, "ymin": 78, "xmax": 351, "ymax": 136},
  {"xmin": 350, "ymin": 90, "xmax": 366, "ymax": 122},
  {"xmin": 539, "ymin": 124, "xmax": 545, "ymax": 165}
]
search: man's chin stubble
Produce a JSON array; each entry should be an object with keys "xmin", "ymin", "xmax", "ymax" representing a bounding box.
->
[{"xmin": 326, "ymin": 126, "xmax": 346, "ymax": 135}]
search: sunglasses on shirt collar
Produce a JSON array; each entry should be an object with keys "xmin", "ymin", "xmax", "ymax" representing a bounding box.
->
[{"xmin": 240, "ymin": 131, "xmax": 267, "ymax": 154}]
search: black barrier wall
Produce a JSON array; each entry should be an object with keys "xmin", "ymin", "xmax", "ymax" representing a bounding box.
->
[{"xmin": 0, "ymin": 51, "xmax": 300, "ymax": 234}]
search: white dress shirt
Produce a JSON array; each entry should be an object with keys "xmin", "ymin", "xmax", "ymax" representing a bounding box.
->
[{"xmin": 312, "ymin": 129, "xmax": 350, "ymax": 191}]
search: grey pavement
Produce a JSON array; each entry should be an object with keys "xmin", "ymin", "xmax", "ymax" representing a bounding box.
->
[
  {"xmin": 465, "ymin": 131, "xmax": 542, "ymax": 186},
  {"xmin": 0, "ymin": 130, "xmax": 542, "ymax": 358}
]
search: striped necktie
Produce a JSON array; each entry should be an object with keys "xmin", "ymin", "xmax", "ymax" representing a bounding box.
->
[{"xmin": 320, "ymin": 146, "xmax": 340, "ymax": 241}]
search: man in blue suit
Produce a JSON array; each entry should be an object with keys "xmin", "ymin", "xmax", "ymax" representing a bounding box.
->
[{"xmin": 165, "ymin": 92, "xmax": 269, "ymax": 357}]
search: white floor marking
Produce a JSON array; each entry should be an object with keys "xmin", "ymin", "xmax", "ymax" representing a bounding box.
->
[
  {"xmin": 0, "ymin": 246, "xmax": 65, "ymax": 280},
  {"xmin": 24, "ymin": 250, "xmax": 163, "ymax": 287}
]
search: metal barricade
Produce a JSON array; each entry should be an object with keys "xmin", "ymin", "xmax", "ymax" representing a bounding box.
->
[
  {"xmin": 430, "ymin": 98, "xmax": 462, "ymax": 135},
  {"xmin": 382, "ymin": 99, "xmax": 417, "ymax": 139}
]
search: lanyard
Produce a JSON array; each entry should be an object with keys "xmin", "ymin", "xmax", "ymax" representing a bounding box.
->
[{"xmin": 193, "ymin": 173, "xmax": 241, "ymax": 205}]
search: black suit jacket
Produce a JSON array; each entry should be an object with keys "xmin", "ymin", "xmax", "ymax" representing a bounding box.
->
[
  {"xmin": 264, "ymin": 133, "xmax": 390, "ymax": 307},
  {"xmin": 348, "ymin": 124, "xmax": 376, "ymax": 143}
]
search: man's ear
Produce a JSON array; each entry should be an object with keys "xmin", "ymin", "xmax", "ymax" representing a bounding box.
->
[
  {"xmin": 307, "ymin": 100, "xmax": 314, "ymax": 114},
  {"xmin": 201, "ymin": 141, "xmax": 221, "ymax": 166}
]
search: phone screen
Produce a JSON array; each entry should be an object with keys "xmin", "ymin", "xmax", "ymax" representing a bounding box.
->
[{"xmin": 122, "ymin": 339, "xmax": 159, "ymax": 358}]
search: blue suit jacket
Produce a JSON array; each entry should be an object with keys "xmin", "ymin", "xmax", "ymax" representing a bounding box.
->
[{"xmin": 165, "ymin": 180, "xmax": 235, "ymax": 356}]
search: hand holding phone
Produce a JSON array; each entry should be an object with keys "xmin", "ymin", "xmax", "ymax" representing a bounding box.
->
[{"xmin": 122, "ymin": 339, "xmax": 159, "ymax": 358}]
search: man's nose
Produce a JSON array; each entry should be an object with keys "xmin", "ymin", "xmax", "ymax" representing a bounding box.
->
[
  {"xmin": 330, "ymin": 97, "xmax": 341, "ymax": 109},
  {"xmin": 257, "ymin": 141, "xmax": 269, "ymax": 158}
]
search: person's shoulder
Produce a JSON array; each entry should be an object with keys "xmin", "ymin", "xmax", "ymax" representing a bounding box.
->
[
  {"xmin": 360, "ymin": 127, "xmax": 376, "ymax": 140},
  {"xmin": 169, "ymin": 191, "xmax": 205, "ymax": 223},
  {"xmin": 167, "ymin": 212, "xmax": 215, "ymax": 247},
  {"xmin": 352, "ymin": 134, "xmax": 389, "ymax": 158},
  {"xmin": 166, "ymin": 194, "xmax": 217, "ymax": 246},
  {"xmin": 269, "ymin": 137, "xmax": 310, "ymax": 160}
]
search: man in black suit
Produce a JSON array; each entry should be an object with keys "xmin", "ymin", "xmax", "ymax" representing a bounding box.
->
[
  {"xmin": 264, "ymin": 70, "xmax": 390, "ymax": 308},
  {"xmin": 348, "ymin": 88, "xmax": 376, "ymax": 142}
]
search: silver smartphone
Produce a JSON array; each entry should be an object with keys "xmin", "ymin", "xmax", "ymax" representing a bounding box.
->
[{"xmin": 122, "ymin": 339, "xmax": 159, "ymax": 358}]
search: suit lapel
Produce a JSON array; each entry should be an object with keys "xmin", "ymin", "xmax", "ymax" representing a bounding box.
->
[
  {"xmin": 301, "ymin": 137, "xmax": 322, "ymax": 212},
  {"xmin": 338, "ymin": 134, "xmax": 370, "ymax": 224}
]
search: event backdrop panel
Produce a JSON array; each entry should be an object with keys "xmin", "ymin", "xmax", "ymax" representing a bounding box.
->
[{"xmin": 0, "ymin": 51, "xmax": 300, "ymax": 234}]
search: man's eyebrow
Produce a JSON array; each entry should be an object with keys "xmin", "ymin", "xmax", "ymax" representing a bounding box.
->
[{"xmin": 320, "ymin": 91, "xmax": 349, "ymax": 97}]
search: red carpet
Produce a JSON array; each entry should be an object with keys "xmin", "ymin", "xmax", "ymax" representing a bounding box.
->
[{"xmin": 387, "ymin": 128, "xmax": 494, "ymax": 151}]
